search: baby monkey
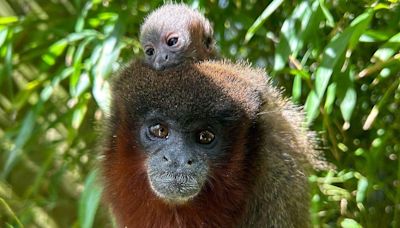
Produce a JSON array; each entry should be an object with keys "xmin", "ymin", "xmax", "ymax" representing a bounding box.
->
[{"xmin": 140, "ymin": 3, "xmax": 216, "ymax": 70}]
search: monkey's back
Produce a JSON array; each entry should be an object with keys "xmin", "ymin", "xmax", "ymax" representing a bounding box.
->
[{"xmin": 198, "ymin": 61, "xmax": 313, "ymax": 227}]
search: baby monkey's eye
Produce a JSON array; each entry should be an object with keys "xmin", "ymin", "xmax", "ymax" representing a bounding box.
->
[
  {"xmin": 197, "ymin": 130, "xmax": 215, "ymax": 144},
  {"xmin": 149, "ymin": 124, "xmax": 169, "ymax": 138},
  {"xmin": 167, "ymin": 37, "xmax": 178, "ymax": 46},
  {"xmin": 145, "ymin": 48, "xmax": 155, "ymax": 56}
]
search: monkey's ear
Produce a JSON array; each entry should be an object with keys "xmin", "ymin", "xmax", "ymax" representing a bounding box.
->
[
  {"xmin": 204, "ymin": 36, "xmax": 214, "ymax": 50},
  {"xmin": 202, "ymin": 21, "xmax": 214, "ymax": 51},
  {"xmin": 189, "ymin": 17, "xmax": 215, "ymax": 51}
]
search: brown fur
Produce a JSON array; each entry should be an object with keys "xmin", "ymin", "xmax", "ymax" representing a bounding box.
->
[{"xmin": 101, "ymin": 60, "xmax": 319, "ymax": 227}]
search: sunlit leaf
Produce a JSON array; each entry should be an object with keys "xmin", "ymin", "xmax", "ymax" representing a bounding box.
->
[
  {"xmin": 79, "ymin": 170, "xmax": 103, "ymax": 228},
  {"xmin": 244, "ymin": 0, "xmax": 284, "ymax": 43},
  {"xmin": 70, "ymin": 38, "xmax": 93, "ymax": 97},
  {"xmin": 72, "ymin": 93, "xmax": 90, "ymax": 129},
  {"xmin": 0, "ymin": 27, "xmax": 8, "ymax": 47},
  {"xmin": 75, "ymin": 1, "xmax": 93, "ymax": 32},
  {"xmin": 341, "ymin": 218, "xmax": 362, "ymax": 228},
  {"xmin": 360, "ymin": 30, "xmax": 391, "ymax": 43},
  {"xmin": 356, "ymin": 177, "xmax": 368, "ymax": 203},
  {"xmin": 274, "ymin": 1, "xmax": 320, "ymax": 71},
  {"xmin": 304, "ymin": 90, "xmax": 319, "ymax": 124},
  {"xmin": 0, "ymin": 16, "xmax": 18, "ymax": 25},
  {"xmin": 318, "ymin": 0, "xmax": 334, "ymax": 27},
  {"xmin": 306, "ymin": 10, "xmax": 373, "ymax": 122},
  {"xmin": 338, "ymin": 69, "xmax": 357, "ymax": 125},
  {"xmin": 324, "ymin": 83, "xmax": 336, "ymax": 114},
  {"xmin": 348, "ymin": 9, "xmax": 374, "ymax": 50},
  {"xmin": 372, "ymin": 32, "xmax": 400, "ymax": 62},
  {"xmin": 292, "ymin": 74, "xmax": 302, "ymax": 102}
]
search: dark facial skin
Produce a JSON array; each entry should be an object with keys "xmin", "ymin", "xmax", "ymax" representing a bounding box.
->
[
  {"xmin": 139, "ymin": 115, "xmax": 226, "ymax": 203},
  {"xmin": 143, "ymin": 32, "xmax": 189, "ymax": 70}
]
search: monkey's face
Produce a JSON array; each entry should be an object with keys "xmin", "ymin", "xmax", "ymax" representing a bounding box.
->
[
  {"xmin": 138, "ymin": 115, "xmax": 226, "ymax": 203},
  {"xmin": 142, "ymin": 30, "xmax": 190, "ymax": 70}
]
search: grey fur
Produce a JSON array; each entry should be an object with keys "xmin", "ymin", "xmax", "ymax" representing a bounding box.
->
[{"xmin": 140, "ymin": 3, "xmax": 216, "ymax": 70}]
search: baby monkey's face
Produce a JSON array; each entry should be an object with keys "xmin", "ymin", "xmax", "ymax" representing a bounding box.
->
[
  {"xmin": 142, "ymin": 30, "xmax": 191, "ymax": 70},
  {"xmin": 139, "ymin": 4, "xmax": 216, "ymax": 70}
]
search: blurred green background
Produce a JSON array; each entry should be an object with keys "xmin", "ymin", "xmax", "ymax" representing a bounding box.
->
[{"xmin": 0, "ymin": 0, "xmax": 399, "ymax": 227}]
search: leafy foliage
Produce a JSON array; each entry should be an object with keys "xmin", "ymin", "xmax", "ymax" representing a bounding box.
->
[{"xmin": 1, "ymin": 0, "xmax": 399, "ymax": 227}]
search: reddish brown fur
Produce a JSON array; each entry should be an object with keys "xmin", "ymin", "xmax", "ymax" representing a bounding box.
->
[
  {"xmin": 103, "ymin": 120, "xmax": 255, "ymax": 227},
  {"xmin": 187, "ymin": 17, "xmax": 216, "ymax": 59}
]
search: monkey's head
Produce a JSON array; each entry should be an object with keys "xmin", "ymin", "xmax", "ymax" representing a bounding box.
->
[
  {"xmin": 139, "ymin": 4, "xmax": 215, "ymax": 70},
  {"xmin": 104, "ymin": 60, "xmax": 265, "ymax": 206}
]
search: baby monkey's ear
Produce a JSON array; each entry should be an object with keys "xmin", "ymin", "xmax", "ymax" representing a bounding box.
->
[{"xmin": 204, "ymin": 36, "xmax": 214, "ymax": 51}]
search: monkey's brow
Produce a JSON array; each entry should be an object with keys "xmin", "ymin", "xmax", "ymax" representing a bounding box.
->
[{"xmin": 179, "ymin": 115, "xmax": 239, "ymax": 129}]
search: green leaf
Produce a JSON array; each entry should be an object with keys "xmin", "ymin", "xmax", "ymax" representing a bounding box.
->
[
  {"xmin": 0, "ymin": 197, "xmax": 23, "ymax": 227},
  {"xmin": 0, "ymin": 16, "xmax": 18, "ymax": 25},
  {"xmin": 372, "ymin": 32, "xmax": 400, "ymax": 62},
  {"xmin": 318, "ymin": 0, "xmax": 335, "ymax": 27},
  {"xmin": 339, "ymin": 69, "xmax": 357, "ymax": 124},
  {"xmin": 274, "ymin": 1, "xmax": 311, "ymax": 70},
  {"xmin": 0, "ymin": 27, "xmax": 8, "ymax": 48},
  {"xmin": 2, "ymin": 68, "xmax": 74, "ymax": 176},
  {"xmin": 92, "ymin": 77, "xmax": 111, "ymax": 114},
  {"xmin": 2, "ymin": 105, "xmax": 40, "ymax": 178},
  {"xmin": 49, "ymin": 39, "xmax": 68, "ymax": 56},
  {"xmin": 42, "ymin": 39, "xmax": 68, "ymax": 65},
  {"xmin": 40, "ymin": 67, "xmax": 74, "ymax": 101},
  {"xmin": 360, "ymin": 30, "xmax": 391, "ymax": 42},
  {"xmin": 324, "ymin": 83, "xmax": 336, "ymax": 114},
  {"xmin": 274, "ymin": 1, "xmax": 321, "ymax": 71},
  {"xmin": 356, "ymin": 177, "xmax": 368, "ymax": 203},
  {"xmin": 341, "ymin": 218, "xmax": 362, "ymax": 228},
  {"xmin": 92, "ymin": 21, "xmax": 124, "ymax": 113},
  {"xmin": 95, "ymin": 29, "xmax": 118, "ymax": 79},
  {"xmin": 75, "ymin": 1, "xmax": 93, "ymax": 32},
  {"xmin": 316, "ymin": 10, "xmax": 372, "ymax": 97},
  {"xmin": 292, "ymin": 74, "xmax": 302, "ymax": 102},
  {"xmin": 70, "ymin": 38, "xmax": 93, "ymax": 97},
  {"xmin": 340, "ymin": 87, "xmax": 356, "ymax": 123},
  {"xmin": 306, "ymin": 10, "xmax": 373, "ymax": 123},
  {"xmin": 348, "ymin": 9, "xmax": 374, "ymax": 50},
  {"xmin": 304, "ymin": 90, "xmax": 319, "ymax": 125},
  {"xmin": 79, "ymin": 170, "xmax": 103, "ymax": 228},
  {"xmin": 244, "ymin": 0, "xmax": 284, "ymax": 43},
  {"xmin": 72, "ymin": 93, "xmax": 90, "ymax": 129},
  {"xmin": 75, "ymin": 71, "xmax": 91, "ymax": 97}
]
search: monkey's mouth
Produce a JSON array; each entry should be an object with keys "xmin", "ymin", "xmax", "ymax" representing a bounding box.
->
[{"xmin": 148, "ymin": 172, "xmax": 205, "ymax": 203}]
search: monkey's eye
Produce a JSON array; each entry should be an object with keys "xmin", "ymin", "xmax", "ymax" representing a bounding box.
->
[
  {"xmin": 149, "ymin": 124, "xmax": 169, "ymax": 138},
  {"xmin": 197, "ymin": 130, "xmax": 215, "ymax": 144},
  {"xmin": 145, "ymin": 48, "xmax": 155, "ymax": 56},
  {"xmin": 167, "ymin": 37, "xmax": 178, "ymax": 46}
]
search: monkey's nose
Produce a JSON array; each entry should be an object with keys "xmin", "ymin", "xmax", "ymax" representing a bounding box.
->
[
  {"xmin": 154, "ymin": 62, "xmax": 165, "ymax": 70},
  {"xmin": 161, "ymin": 151, "xmax": 196, "ymax": 169},
  {"xmin": 154, "ymin": 54, "xmax": 168, "ymax": 70}
]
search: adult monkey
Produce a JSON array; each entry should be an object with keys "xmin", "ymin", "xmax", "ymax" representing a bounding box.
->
[
  {"xmin": 101, "ymin": 60, "xmax": 324, "ymax": 227},
  {"xmin": 140, "ymin": 3, "xmax": 216, "ymax": 70}
]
